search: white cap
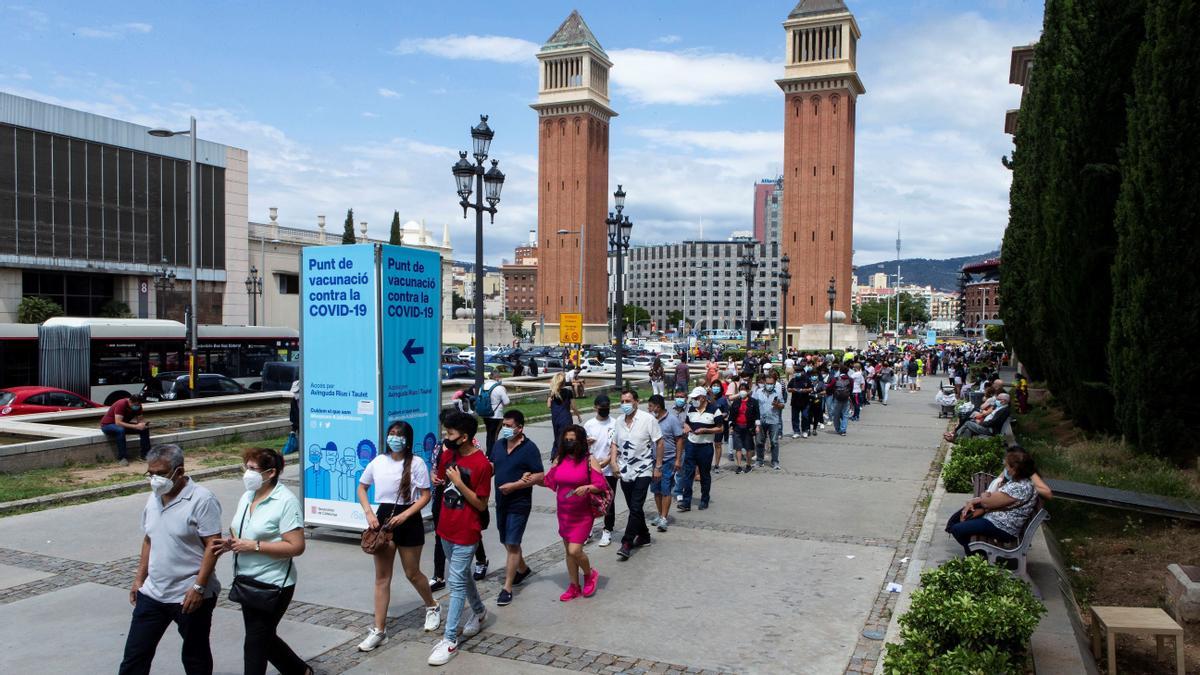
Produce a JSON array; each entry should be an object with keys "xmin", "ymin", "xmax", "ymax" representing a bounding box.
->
[{"xmin": 689, "ymin": 386, "xmax": 707, "ymax": 399}]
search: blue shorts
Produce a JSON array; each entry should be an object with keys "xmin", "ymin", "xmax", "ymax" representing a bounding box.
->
[
  {"xmin": 651, "ymin": 463, "xmax": 676, "ymax": 496},
  {"xmin": 496, "ymin": 506, "xmax": 530, "ymax": 546}
]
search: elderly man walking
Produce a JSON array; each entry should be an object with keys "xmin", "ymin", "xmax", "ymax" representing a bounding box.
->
[{"xmin": 119, "ymin": 444, "xmax": 223, "ymax": 675}]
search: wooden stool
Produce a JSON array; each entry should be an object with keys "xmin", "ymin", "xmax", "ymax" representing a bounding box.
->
[{"xmin": 1090, "ymin": 606, "xmax": 1185, "ymax": 674}]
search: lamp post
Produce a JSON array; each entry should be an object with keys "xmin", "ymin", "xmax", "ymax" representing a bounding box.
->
[
  {"xmin": 244, "ymin": 266, "xmax": 263, "ymax": 326},
  {"xmin": 451, "ymin": 115, "xmax": 506, "ymax": 393},
  {"xmin": 827, "ymin": 277, "xmax": 837, "ymax": 352},
  {"xmin": 152, "ymin": 258, "xmax": 176, "ymax": 320},
  {"xmin": 606, "ymin": 185, "xmax": 632, "ymax": 390},
  {"xmin": 778, "ymin": 254, "xmax": 791, "ymax": 360},
  {"xmin": 556, "ymin": 227, "xmax": 585, "ymax": 335},
  {"xmin": 148, "ymin": 117, "xmax": 198, "ymax": 391},
  {"xmin": 737, "ymin": 241, "xmax": 759, "ymax": 353}
]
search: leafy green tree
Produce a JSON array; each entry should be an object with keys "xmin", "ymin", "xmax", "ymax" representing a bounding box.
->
[
  {"xmin": 507, "ymin": 312, "xmax": 524, "ymax": 338},
  {"xmin": 389, "ymin": 211, "xmax": 401, "ymax": 245},
  {"xmin": 1109, "ymin": 0, "xmax": 1200, "ymax": 462},
  {"xmin": 17, "ymin": 296, "xmax": 64, "ymax": 324},
  {"xmin": 622, "ymin": 304, "xmax": 651, "ymax": 333},
  {"xmin": 855, "ymin": 300, "xmax": 888, "ymax": 332},
  {"xmin": 667, "ymin": 309, "xmax": 685, "ymax": 326},
  {"xmin": 341, "ymin": 208, "xmax": 357, "ymax": 245},
  {"xmin": 98, "ymin": 300, "xmax": 134, "ymax": 318},
  {"xmin": 452, "ymin": 292, "xmax": 466, "ymax": 315}
]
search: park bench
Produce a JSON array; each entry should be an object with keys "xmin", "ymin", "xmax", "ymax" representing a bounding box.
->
[{"xmin": 969, "ymin": 471, "xmax": 1048, "ymax": 585}]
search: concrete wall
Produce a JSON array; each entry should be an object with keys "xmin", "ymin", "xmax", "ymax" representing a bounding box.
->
[
  {"xmin": 0, "ymin": 268, "xmax": 20, "ymax": 320},
  {"xmin": 221, "ymin": 147, "xmax": 251, "ymax": 325}
]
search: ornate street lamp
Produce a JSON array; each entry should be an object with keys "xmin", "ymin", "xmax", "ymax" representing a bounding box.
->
[
  {"xmin": 152, "ymin": 258, "xmax": 176, "ymax": 320},
  {"xmin": 450, "ymin": 115, "xmax": 506, "ymax": 392},
  {"xmin": 244, "ymin": 266, "xmax": 263, "ymax": 326},
  {"xmin": 606, "ymin": 185, "xmax": 632, "ymax": 390},
  {"xmin": 737, "ymin": 241, "xmax": 760, "ymax": 353},
  {"xmin": 827, "ymin": 277, "xmax": 837, "ymax": 352},
  {"xmin": 778, "ymin": 254, "xmax": 791, "ymax": 359}
]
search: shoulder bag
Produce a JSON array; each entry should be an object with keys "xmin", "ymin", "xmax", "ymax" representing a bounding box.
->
[
  {"xmin": 229, "ymin": 502, "xmax": 293, "ymax": 613},
  {"xmin": 361, "ymin": 473, "xmax": 403, "ymax": 554},
  {"xmin": 585, "ymin": 462, "xmax": 614, "ymax": 519}
]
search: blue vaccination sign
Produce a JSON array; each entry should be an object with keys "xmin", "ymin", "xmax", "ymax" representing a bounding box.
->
[
  {"xmin": 300, "ymin": 244, "xmax": 381, "ymax": 529},
  {"xmin": 380, "ymin": 245, "xmax": 442, "ymax": 476}
]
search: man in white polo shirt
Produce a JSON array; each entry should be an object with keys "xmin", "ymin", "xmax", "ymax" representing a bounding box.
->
[
  {"xmin": 678, "ymin": 386, "xmax": 725, "ymax": 512},
  {"xmin": 120, "ymin": 444, "xmax": 223, "ymax": 675},
  {"xmin": 609, "ymin": 389, "xmax": 663, "ymax": 561}
]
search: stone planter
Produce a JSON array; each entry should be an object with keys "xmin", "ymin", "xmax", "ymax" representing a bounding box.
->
[{"xmin": 1166, "ymin": 563, "xmax": 1200, "ymax": 623}]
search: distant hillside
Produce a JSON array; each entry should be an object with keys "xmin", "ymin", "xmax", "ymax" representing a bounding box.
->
[{"xmin": 855, "ymin": 250, "xmax": 999, "ymax": 292}]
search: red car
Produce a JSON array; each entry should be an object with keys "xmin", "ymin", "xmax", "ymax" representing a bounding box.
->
[{"xmin": 0, "ymin": 386, "xmax": 102, "ymax": 416}]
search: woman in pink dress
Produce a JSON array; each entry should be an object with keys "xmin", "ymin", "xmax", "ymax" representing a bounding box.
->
[{"xmin": 542, "ymin": 424, "xmax": 608, "ymax": 601}]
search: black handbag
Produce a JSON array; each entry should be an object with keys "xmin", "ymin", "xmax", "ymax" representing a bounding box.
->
[{"xmin": 228, "ymin": 504, "xmax": 293, "ymax": 613}]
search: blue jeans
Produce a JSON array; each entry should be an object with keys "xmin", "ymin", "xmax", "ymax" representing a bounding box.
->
[
  {"xmin": 790, "ymin": 405, "xmax": 803, "ymax": 434},
  {"xmin": 102, "ymin": 423, "xmax": 152, "ymax": 461},
  {"xmin": 676, "ymin": 442, "xmax": 713, "ymax": 507},
  {"xmin": 441, "ymin": 539, "xmax": 485, "ymax": 643},
  {"xmin": 881, "ymin": 382, "xmax": 891, "ymax": 404},
  {"xmin": 831, "ymin": 399, "xmax": 850, "ymax": 434},
  {"xmin": 756, "ymin": 422, "xmax": 781, "ymax": 465}
]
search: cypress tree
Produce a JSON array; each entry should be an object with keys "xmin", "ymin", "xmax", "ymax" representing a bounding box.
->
[
  {"xmin": 389, "ymin": 211, "xmax": 401, "ymax": 245},
  {"xmin": 341, "ymin": 208, "xmax": 356, "ymax": 245},
  {"xmin": 1109, "ymin": 0, "xmax": 1200, "ymax": 462}
]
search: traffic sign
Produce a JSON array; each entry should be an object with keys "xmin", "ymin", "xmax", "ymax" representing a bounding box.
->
[{"xmin": 560, "ymin": 312, "xmax": 582, "ymax": 343}]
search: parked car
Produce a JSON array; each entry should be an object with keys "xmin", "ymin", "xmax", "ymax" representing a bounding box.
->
[
  {"xmin": 160, "ymin": 373, "xmax": 248, "ymax": 400},
  {"xmin": 534, "ymin": 357, "xmax": 566, "ymax": 371},
  {"xmin": 441, "ymin": 364, "xmax": 475, "ymax": 381},
  {"xmin": 441, "ymin": 346, "xmax": 462, "ymax": 358},
  {"xmin": 481, "ymin": 363, "xmax": 513, "ymax": 378},
  {"xmin": 260, "ymin": 361, "xmax": 300, "ymax": 392},
  {"xmin": 0, "ymin": 386, "xmax": 101, "ymax": 416}
]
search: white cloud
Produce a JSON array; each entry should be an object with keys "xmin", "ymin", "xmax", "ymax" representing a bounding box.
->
[
  {"xmin": 361, "ymin": 111, "xmax": 379, "ymax": 118},
  {"xmin": 6, "ymin": 5, "xmax": 48, "ymax": 27},
  {"xmin": 76, "ymin": 22, "xmax": 153, "ymax": 39},
  {"xmin": 608, "ymin": 48, "xmax": 776, "ymax": 105},
  {"xmin": 653, "ymin": 35, "xmax": 682, "ymax": 45},
  {"xmin": 376, "ymin": 87, "xmax": 400, "ymax": 99},
  {"xmin": 392, "ymin": 34, "xmax": 538, "ymax": 64}
]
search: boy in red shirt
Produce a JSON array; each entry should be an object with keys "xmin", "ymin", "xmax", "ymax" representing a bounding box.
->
[{"xmin": 428, "ymin": 412, "xmax": 493, "ymax": 666}]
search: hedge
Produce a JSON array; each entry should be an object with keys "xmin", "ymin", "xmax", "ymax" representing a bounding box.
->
[{"xmin": 941, "ymin": 436, "xmax": 1007, "ymax": 493}]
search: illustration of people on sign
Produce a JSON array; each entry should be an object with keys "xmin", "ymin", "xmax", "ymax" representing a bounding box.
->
[
  {"xmin": 337, "ymin": 448, "xmax": 357, "ymax": 500},
  {"xmin": 304, "ymin": 442, "xmax": 335, "ymax": 499},
  {"xmin": 355, "ymin": 439, "xmax": 377, "ymax": 502}
]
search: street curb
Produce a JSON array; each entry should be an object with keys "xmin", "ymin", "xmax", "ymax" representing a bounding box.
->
[{"xmin": 0, "ymin": 463, "xmax": 245, "ymax": 516}]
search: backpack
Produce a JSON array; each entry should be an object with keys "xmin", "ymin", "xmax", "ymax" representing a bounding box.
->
[
  {"xmin": 475, "ymin": 383, "xmax": 496, "ymax": 417},
  {"xmin": 833, "ymin": 376, "xmax": 852, "ymax": 402}
]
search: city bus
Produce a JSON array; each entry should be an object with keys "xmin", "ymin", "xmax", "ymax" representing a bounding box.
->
[{"xmin": 1, "ymin": 318, "xmax": 299, "ymax": 405}]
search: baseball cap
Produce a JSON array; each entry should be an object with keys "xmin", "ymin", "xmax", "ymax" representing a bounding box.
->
[{"xmin": 689, "ymin": 386, "xmax": 707, "ymax": 399}]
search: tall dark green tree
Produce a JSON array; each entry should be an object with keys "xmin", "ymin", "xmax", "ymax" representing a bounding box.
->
[
  {"xmin": 389, "ymin": 211, "xmax": 401, "ymax": 245},
  {"xmin": 341, "ymin": 208, "xmax": 356, "ymax": 245},
  {"xmin": 1109, "ymin": 0, "xmax": 1200, "ymax": 462}
]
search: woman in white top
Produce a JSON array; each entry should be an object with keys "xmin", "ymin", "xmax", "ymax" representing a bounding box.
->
[{"xmin": 355, "ymin": 420, "xmax": 438, "ymax": 652}]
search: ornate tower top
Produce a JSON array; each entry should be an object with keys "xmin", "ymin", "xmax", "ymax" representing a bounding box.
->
[
  {"xmin": 778, "ymin": 0, "xmax": 865, "ymax": 96},
  {"xmin": 532, "ymin": 10, "xmax": 616, "ymax": 119}
]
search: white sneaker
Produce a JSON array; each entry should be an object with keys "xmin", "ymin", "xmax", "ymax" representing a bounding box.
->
[
  {"xmin": 791, "ymin": 433, "xmax": 800, "ymax": 439},
  {"xmin": 818, "ymin": 423, "xmax": 826, "ymax": 430},
  {"xmin": 801, "ymin": 432, "xmax": 809, "ymax": 438},
  {"xmin": 428, "ymin": 638, "xmax": 458, "ymax": 666},
  {"xmin": 598, "ymin": 530, "xmax": 612, "ymax": 547},
  {"xmin": 357, "ymin": 627, "xmax": 387, "ymax": 652},
  {"xmin": 423, "ymin": 604, "xmax": 441, "ymax": 632},
  {"xmin": 462, "ymin": 608, "xmax": 486, "ymax": 637}
]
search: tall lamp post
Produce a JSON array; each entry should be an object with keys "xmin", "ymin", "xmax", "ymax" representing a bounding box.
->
[
  {"xmin": 778, "ymin": 254, "xmax": 791, "ymax": 359},
  {"xmin": 606, "ymin": 185, "xmax": 632, "ymax": 390},
  {"xmin": 152, "ymin": 258, "xmax": 176, "ymax": 320},
  {"xmin": 244, "ymin": 266, "xmax": 263, "ymax": 326},
  {"xmin": 827, "ymin": 277, "xmax": 837, "ymax": 352},
  {"xmin": 451, "ymin": 115, "xmax": 506, "ymax": 393},
  {"xmin": 148, "ymin": 117, "xmax": 198, "ymax": 392},
  {"xmin": 737, "ymin": 241, "xmax": 759, "ymax": 353}
]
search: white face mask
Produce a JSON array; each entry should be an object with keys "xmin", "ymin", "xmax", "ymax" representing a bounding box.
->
[
  {"xmin": 148, "ymin": 473, "xmax": 175, "ymax": 496},
  {"xmin": 242, "ymin": 469, "xmax": 265, "ymax": 492}
]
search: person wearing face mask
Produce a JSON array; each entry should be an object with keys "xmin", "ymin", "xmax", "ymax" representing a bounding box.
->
[
  {"xmin": 726, "ymin": 382, "xmax": 760, "ymax": 474},
  {"xmin": 752, "ymin": 374, "xmax": 786, "ymax": 470},
  {"xmin": 583, "ymin": 395, "xmax": 618, "ymax": 546},
  {"xmin": 354, "ymin": 421, "xmax": 438, "ymax": 652},
  {"xmin": 609, "ymin": 389, "xmax": 663, "ymax": 560},
  {"xmin": 215, "ymin": 447, "xmax": 310, "ymax": 675},
  {"xmin": 120, "ymin": 444, "xmax": 222, "ymax": 675},
  {"xmin": 671, "ymin": 387, "xmax": 689, "ymax": 428},
  {"xmin": 786, "ymin": 367, "xmax": 810, "ymax": 439},
  {"xmin": 678, "ymin": 386, "xmax": 724, "ymax": 511},
  {"xmin": 647, "ymin": 394, "xmax": 682, "ymax": 531},
  {"xmin": 102, "ymin": 392, "xmax": 152, "ymax": 467},
  {"xmin": 427, "ymin": 411, "xmax": 489, "ymax": 593},
  {"xmin": 944, "ymin": 448, "xmax": 1049, "ymax": 554},
  {"xmin": 488, "ymin": 410, "xmax": 544, "ymax": 606},
  {"xmin": 542, "ymin": 424, "xmax": 609, "ymax": 600},
  {"xmin": 709, "ymin": 380, "xmax": 729, "ymax": 474}
]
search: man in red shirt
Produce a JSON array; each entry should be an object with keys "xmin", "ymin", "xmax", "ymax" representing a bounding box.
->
[
  {"xmin": 429, "ymin": 411, "xmax": 493, "ymax": 666},
  {"xmin": 101, "ymin": 393, "xmax": 152, "ymax": 466}
]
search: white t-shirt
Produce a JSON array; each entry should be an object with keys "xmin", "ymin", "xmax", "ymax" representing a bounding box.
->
[
  {"xmin": 359, "ymin": 454, "xmax": 431, "ymax": 505},
  {"xmin": 583, "ymin": 416, "xmax": 617, "ymax": 477},
  {"xmin": 483, "ymin": 382, "xmax": 509, "ymax": 419},
  {"xmin": 612, "ymin": 409, "xmax": 663, "ymax": 481},
  {"xmin": 784, "ymin": 358, "xmax": 795, "ymax": 370},
  {"xmin": 850, "ymin": 370, "xmax": 865, "ymax": 393}
]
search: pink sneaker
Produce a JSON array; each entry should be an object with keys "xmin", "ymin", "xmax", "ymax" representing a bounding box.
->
[
  {"xmin": 559, "ymin": 583, "xmax": 581, "ymax": 602},
  {"xmin": 582, "ymin": 569, "xmax": 599, "ymax": 597}
]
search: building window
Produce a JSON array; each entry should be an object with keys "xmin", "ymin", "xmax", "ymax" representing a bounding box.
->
[
  {"xmin": 277, "ymin": 273, "xmax": 299, "ymax": 295},
  {"xmin": 22, "ymin": 270, "xmax": 114, "ymax": 316}
]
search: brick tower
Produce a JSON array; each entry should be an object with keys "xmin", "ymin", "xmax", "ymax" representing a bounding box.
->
[
  {"xmin": 777, "ymin": 0, "xmax": 867, "ymax": 349},
  {"xmin": 532, "ymin": 10, "xmax": 615, "ymax": 344}
]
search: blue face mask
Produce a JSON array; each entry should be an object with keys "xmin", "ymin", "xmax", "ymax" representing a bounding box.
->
[
  {"xmin": 1002, "ymin": 468, "xmax": 1011, "ymax": 481},
  {"xmin": 673, "ymin": 397, "xmax": 685, "ymax": 408},
  {"xmin": 386, "ymin": 436, "xmax": 406, "ymax": 453},
  {"xmin": 620, "ymin": 402, "xmax": 634, "ymax": 415},
  {"xmin": 711, "ymin": 386, "xmax": 722, "ymax": 395},
  {"xmin": 498, "ymin": 426, "xmax": 515, "ymax": 440}
]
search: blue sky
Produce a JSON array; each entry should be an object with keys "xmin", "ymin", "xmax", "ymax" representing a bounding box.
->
[{"xmin": 1, "ymin": 1, "xmax": 1043, "ymax": 266}]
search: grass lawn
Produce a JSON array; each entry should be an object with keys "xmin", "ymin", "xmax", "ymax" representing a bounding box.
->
[{"xmin": 0, "ymin": 434, "xmax": 288, "ymax": 505}]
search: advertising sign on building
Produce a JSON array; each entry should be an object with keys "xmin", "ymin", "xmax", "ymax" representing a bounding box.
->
[
  {"xmin": 300, "ymin": 244, "xmax": 441, "ymax": 529},
  {"xmin": 925, "ymin": 329, "xmax": 937, "ymax": 346},
  {"xmin": 559, "ymin": 312, "xmax": 582, "ymax": 344}
]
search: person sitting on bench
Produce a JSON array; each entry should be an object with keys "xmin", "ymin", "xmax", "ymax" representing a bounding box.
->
[
  {"xmin": 944, "ymin": 447, "xmax": 1041, "ymax": 554},
  {"xmin": 946, "ymin": 393, "xmax": 1011, "ymax": 442},
  {"xmin": 100, "ymin": 392, "xmax": 151, "ymax": 466}
]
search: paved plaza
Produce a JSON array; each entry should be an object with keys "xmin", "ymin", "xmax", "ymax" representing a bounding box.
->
[{"xmin": 0, "ymin": 388, "xmax": 948, "ymax": 674}]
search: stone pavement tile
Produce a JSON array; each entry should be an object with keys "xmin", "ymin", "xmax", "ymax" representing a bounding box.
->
[
  {"xmin": 0, "ymin": 582, "xmax": 354, "ymax": 674},
  {"xmin": 0, "ymin": 562, "xmax": 53, "ymax": 590},
  {"xmin": 484, "ymin": 525, "xmax": 891, "ymax": 673},
  {"xmin": 345, "ymin": 640, "xmax": 568, "ymax": 674}
]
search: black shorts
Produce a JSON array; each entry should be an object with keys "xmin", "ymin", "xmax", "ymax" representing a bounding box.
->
[{"xmin": 376, "ymin": 503, "xmax": 425, "ymax": 548}]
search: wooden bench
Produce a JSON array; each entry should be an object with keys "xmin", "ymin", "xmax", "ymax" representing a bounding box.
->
[
  {"xmin": 1090, "ymin": 606, "xmax": 1185, "ymax": 674},
  {"xmin": 969, "ymin": 471, "xmax": 1048, "ymax": 585}
]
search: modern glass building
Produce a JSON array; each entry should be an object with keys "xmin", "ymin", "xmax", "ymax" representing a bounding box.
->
[{"xmin": 0, "ymin": 92, "xmax": 250, "ymax": 323}]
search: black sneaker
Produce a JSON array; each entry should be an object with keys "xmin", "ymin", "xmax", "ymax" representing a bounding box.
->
[
  {"xmin": 677, "ymin": 504, "xmax": 691, "ymax": 512},
  {"xmin": 744, "ymin": 464, "xmax": 753, "ymax": 473},
  {"xmin": 633, "ymin": 535, "xmax": 652, "ymax": 548},
  {"xmin": 734, "ymin": 466, "xmax": 743, "ymax": 475},
  {"xmin": 429, "ymin": 577, "xmax": 446, "ymax": 592},
  {"xmin": 617, "ymin": 543, "xmax": 632, "ymax": 560},
  {"xmin": 496, "ymin": 589, "xmax": 512, "ymax": 606},
  {"xmin": 473, "ymin": 560, "xmax": 489, "ymax": 581},
  {"xmin": 512, "ymin": 567, "xmax": 533, "ymax": 586},
  {"xmin": 698, "ymin": 502, "xmax": 709, "ymax": 511}
]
